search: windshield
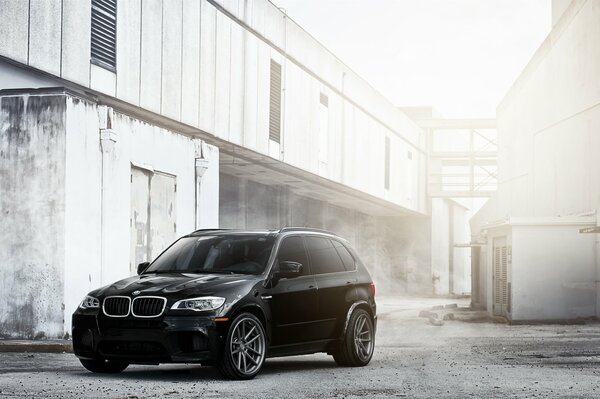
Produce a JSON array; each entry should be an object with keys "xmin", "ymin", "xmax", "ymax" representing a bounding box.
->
[{"xmin": 144, "ymin": 235, "xmax": 275, "ymax": 275}]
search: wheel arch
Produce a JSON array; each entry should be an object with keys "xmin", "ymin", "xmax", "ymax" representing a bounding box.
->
[
  {"xmin": 228, "ymin": 303, "xmax": 269, "ymax": 341},
  {"xmin": 342, "ymin": 300, "xmax": 375, "ymax": 336}
]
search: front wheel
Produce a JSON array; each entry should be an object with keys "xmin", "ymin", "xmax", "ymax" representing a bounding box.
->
[
  {"xmin": 79, "ymin": 358, "xmax": 128, "ymax": 373},
  {"xmin": 333, "ymin": 308, "xmax": 375, "ymax": 367},
  {"xmin": 217, "ymin": 313, "xmax": 267, "ymax": 380}
]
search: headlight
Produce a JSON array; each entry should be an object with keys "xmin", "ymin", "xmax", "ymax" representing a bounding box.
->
[
  {"xmin": 171, "ymin": 296, "xmax": 225, "ymax": 312},
  {"xmin": 79, "ymin": 295, "xmax": 100, "ymax": 309}
]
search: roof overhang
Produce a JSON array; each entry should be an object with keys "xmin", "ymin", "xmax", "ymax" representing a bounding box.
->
[{"xmin": 220, "ymin": 147, "xmax": 426, "ymax": 218}]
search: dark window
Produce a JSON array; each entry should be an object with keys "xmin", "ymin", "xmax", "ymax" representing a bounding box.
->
[
  {"xmin": 276, "ymin": 236, "xmax": 309, "ymax": 276},
  {"xmin": 91, "ymin": 0, "xmax": 117, "ymax": 71},
  {"xmin": 332, "ymin": 241, "xmax": 356, "ymax": 271},
  {"xmin": 320, "ymin": 92, "xmax": 328, "ymax": 107},
  {"xmin": 384, "ymin": 136, "xmax": 390, "ymax": 190},
  {"xmin": 305, "ymin": 237, "xmax": 346, "ymax": 275},
  {"xmin": 269, "ymin": 60, "xmax": 282, "ymax": 143}
]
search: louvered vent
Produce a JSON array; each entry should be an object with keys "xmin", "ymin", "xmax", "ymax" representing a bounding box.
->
[
  {"xmin": 269, "ymin": 60, "xmax": 282, "ymax": 143},
  {"xmin": 91, "ymin": 0, "xmax": 117, "ymax": 70}
]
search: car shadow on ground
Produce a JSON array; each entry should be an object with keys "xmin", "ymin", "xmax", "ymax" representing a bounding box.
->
[{"xmin": 73, "ymin": 358, "xmax": 338, "ymax": 381}]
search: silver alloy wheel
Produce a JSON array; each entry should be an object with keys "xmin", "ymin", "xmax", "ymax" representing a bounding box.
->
[
  {"xmin": 353, "ymin": 313, "xmax": 373, "ymax": 362},
  {"xmin": 229, "ymin": 316, "xmax": 266, "ymax": 376}
]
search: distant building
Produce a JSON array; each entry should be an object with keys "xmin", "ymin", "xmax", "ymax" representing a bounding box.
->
[{"xmin": 471, "ymin": 0, "xmax": 600, "ymax": 321}]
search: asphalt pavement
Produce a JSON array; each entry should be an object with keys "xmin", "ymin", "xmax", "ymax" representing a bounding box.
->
[{"xmin": 1, "ymin": 296, "xmax": 599, "ymax": 398}]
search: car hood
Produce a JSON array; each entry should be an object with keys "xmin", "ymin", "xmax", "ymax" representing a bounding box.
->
[{"xmin": 94, "ymin": 272, "xmax": 260, "ymax": 298}]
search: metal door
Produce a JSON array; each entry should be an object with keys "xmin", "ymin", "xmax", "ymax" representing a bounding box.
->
[
  {"xmin": 149, "ymin": 172, "xmax": 177, "ymax": 260},
  {"xmin": 130, "ymin": 167, "xmax": 177, "ymax": 274},
  {"xmin": 492, "ymin": 237, "xmax": 509, "ymax": 316},
  {"xmin": 130, "ymin": 168, "xmax": 151, "ymax": 273}
]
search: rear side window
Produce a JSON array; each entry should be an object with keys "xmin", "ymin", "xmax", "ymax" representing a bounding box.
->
[
  {"xmin": 305, "ymin": 236, "xmax": 346, "ymax": 275},
  {"xmin": 333, "ymin": 241, "xmax": 356, "ymax": 271},
  {"xmin": 276, "ymin": 236, "xmax": 309, "ymax": 276}
]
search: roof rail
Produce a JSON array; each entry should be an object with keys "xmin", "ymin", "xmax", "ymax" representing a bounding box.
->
[
  {"xmin": 279, "ymin": 227, "xmax": 337, "ymax": 235},
  {"xmin": 189, "ymin": 228, "xmax": 232, "ymax": 235}
]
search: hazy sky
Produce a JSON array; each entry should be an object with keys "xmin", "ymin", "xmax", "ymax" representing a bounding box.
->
[{"xmin": 271, "ymin": 0, "xmax": 551, "ymax": 118}]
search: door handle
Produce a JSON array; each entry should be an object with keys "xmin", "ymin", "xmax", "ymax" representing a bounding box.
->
[
  {"xmin": 308, "ymin": 285, "xmax": 316, "ymax": 290},
  {"xmin": 261, "ymin": 295, "xmax": 272, "ymax": 300}
]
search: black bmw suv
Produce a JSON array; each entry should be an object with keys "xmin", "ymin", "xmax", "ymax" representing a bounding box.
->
[{"xmin": 72, "ymin": 228, "xmax": 377, "ymax": 379}]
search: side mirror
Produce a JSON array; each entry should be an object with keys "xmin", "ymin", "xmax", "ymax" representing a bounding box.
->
[
  {"xmin": 137, "ymin": 262, "xmax": 150, "ymax": 275},
  {"xmin": 275, "ymin": 261, "xmax": 303, "ymax": 279}
]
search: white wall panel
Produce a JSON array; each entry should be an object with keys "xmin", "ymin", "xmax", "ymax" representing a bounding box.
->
[
  {"xmin": 214, "ymin": 11, "xmax": 231, "ymax": 139},
  {"xmin": 181, "ymin": 0, "xmax": 201, "ymax": 127},
  {"xmin": 161, "ymin": 0, "xmax": 183, "ymax": 120},
  {"xmin": 229, "ymin": 22, "xmax": 245, "ymax": 144},
  {"xmin": 116, "ymin": 0, "xmax": 141, "ymax": 104},
  {"xmin": 0, "ymin": 0, "xmax": 29, "ymax": 64},
  {"xmin": 140, "ymin": 0, "xmax": 163, "ymax": 113},
  {"xmin": 90, "ymin": 64, "xmax": 116, "ymax": 96},
  {"xmin": 29, "ymin": 0, "xmax": 61, "ymax": 76},
  {"xmin": 61, "ymin": 0, "xmax": 91, "ymax": 86},
  {"xmin": 243, "ymin": 32, "xmax": 259, "ymax": 150},
  {"xmin": 255, "ymin": 41, "xmax": 271, "ymax": 155},
  {"xmin": 199, "ymin": 0, "xmax": 216, "ymax": 133}
]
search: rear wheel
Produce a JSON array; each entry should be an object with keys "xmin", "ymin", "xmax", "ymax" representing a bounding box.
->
[
  {"xmin": 79, "ymin": 358, "xmax": 128, "ymax": 373},
  {"xmin": 217, "ymin": 313, "xmax": 267, "ymax": 380},
  {"xmin": 333, "ymin": 308, "xmax": 374, "ymax": 367}
]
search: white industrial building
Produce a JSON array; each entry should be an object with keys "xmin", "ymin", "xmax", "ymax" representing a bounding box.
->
[
  {"xmin": 471, "ymin": 0, "xmax": 600, "ymax": 321},
  {"xmin": 0, "ymin": 0, "xmax": 474, "ymax": 339}
]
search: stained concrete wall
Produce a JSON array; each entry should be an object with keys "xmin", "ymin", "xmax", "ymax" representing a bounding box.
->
[
  {"xmin": 0, "ymin": 91, "xmax": 220, "ymax": 338},
  {"xmin": 0, "ymin": 94, "xmax": 66, "ymax": 339},
  {"xmin": 219, "ymin": 173, "xmax": 432, "ymax": 295},
  {"xmin": 62, "ymin": 95, "xmax": 219, "ymax": 334}
]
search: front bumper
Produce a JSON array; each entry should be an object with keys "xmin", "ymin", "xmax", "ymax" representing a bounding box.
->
[{"xmin": 72, "ymin": 313, "xmax": 227, "ymax": 364}]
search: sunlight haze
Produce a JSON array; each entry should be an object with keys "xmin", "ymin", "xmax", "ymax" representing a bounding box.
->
[{"xmin": 272, "ymin": 0, "xmax": 552, "ymax": 118}]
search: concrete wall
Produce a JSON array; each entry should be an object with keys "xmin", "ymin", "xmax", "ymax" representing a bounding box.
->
[
  {"xmin": 62, "ymin": 95, "xmax": 219, "ymax": 334},
  {"xmin": 511, "ymin": 225, "xmax": 595, "ymax": 321},
  {"xmin": 0, "ymin": 94, "xmax": 66, "ymax": 339},
  {"xmin": 0, "ymin": 0, "xmax": 427, "ymax": 216},
  {"xmin": 0, "ymin": 91, "xmax": 220, "ymax": 338},
  {"xmin": 476, "ymin": 0, "xmax": 600, "ymax": 224},
  {"xmin": 471, "ymin": 0, "xmax": 600, "ymax": 319},
  {"xmin": 219, "ymin": 173, "xmax": 432, "ymax": 295}
]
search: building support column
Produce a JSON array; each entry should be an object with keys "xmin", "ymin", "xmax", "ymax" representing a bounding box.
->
[{"xmin": 99, "ymin": 106, "xmax": 116, "ymax": 286}]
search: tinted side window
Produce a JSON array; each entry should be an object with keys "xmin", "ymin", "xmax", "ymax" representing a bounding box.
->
[
  {"xmin": 305, "ymin": 237, "xmax": 346, "ymax": 274},
  {"xmin": 276, "ymin": 236, "xmax": 309, "ymax": 276},
  {"xmin": 333, "ymin": 241, "xmax": 356, "ymax": 271}
]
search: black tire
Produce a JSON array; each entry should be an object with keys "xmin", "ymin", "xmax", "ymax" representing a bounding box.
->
[
  {"xmin": 333, "ymin": 308, "xmax": 375, "ymax": 367},
  {"xmin": 79, "ymin": 358, "xmax": 129, "ymax": 373},
  {"xmin": 217, "ymin": 313, "xmax": 267, "ymax": 380}
]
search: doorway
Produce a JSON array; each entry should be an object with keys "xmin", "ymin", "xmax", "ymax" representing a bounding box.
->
[{"xmin": 130, "ymin": 166, "xmax": 177, "ymax": 273}]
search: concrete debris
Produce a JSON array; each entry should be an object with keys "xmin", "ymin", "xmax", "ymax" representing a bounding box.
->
[
  {"xmin": 443, "ymin": 313, "xmax": 455, "ymax": 321},
  {"xmin": 444, "ymin": 303, "xmax": 458, "ymax": 309},
  {"xmin": 419, "ymin": 310, "xmax": 436, "ymax": 318}
]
